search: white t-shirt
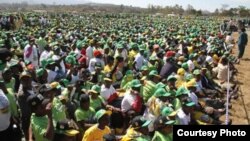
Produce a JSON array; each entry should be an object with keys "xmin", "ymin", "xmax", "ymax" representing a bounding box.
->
[
  {"xmin": 121, "ymin": 91, "xmax": 137, "ymax": 112},
  {"xmin": 187, "ymin": 60, "xmax": 195, "ymax": 72},
  {"xmin": 177, "ymin": 108, "xmax": 191, "ymax": 125},
  {"xmin": 24, "ymin": 44, "xmax": 39, "ymax": 68},
  {"xmin": 0, "ymin": 89, "xmax": 11, "ymax": 131},
  {"xmin": 134, "ymin": 53, "xmax": 145, "ymax": 70},
  {"xmin": 88, "ymin": 58, "xmax": 105, "ymax": 73},
  {"xmin": 86, "ymin": 46, "xmax": 94, "ymax": 65},
  {"xmin": 47, "ymin": 69, "xmax": 57, "ymax": 83},
  {"xmin": 40, "ymin": 50, "xmax": 53, "ymax": 64},
  {"xmin": 100, "ymin": 85, "xmax": 116, "ymax": 101}
]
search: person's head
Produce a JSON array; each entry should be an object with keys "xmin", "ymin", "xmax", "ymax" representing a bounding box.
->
[
  {"xmin": 167, "ymin": 75, "xmax": 177, "ymax": 90},
  {"xmin": 36, "ymin": 68, "xmax": 48, "ymax": 84},
  {"xmin": 54, "ymin": 120, "xmax": 79, "ymax": 141},
  {"xmin": 44, "ymin": 44, "xmax": 51, "ymax": 51},
  {"xmin": 53, "ymin": 47, "xmax": 61, "ymax": 55},
  {"xmin": 79, "ymin": 94, "xmax": 90, "ymax": 110},
  {"xmin": 131, "ymin": 116, "xmax": 151, "ymax": 135},
  {"xmin": 149, "ymin": 70, "xmax": 161, "ymax": 83},
  {"xmin": 175, "ymin": 87, "xmax": 189, "ymax": 101},
  {"xmin": 38, "ymin": 84, "xmax": 57, "ymax": 100},
  {"xmin": 116, "ymin": 44, "xmax": 124, "ymax": 53},
  {"xmin": 29, "ymin": 37, "xmax": 35, "ymax": 45},
  {"xmin": 186, "ymin": 80, "xmax": 197, "ymax": 93},
  {"xmin": 89, "ymin": 85, "xmax": 101, "ymax": 99},
  {"xmin": 27, "ymin": 94, "xmax": 51, "ymax": 116},
  {"xmin": 20, "ymin": 71, "xmax": 32, "ymax": 88},
  {"xmin": 154, "ymin": 88, "xmax": 172, "ymax": 102},
  {"xmin": 193, "ymin": 69, "xmax": 201, "ymax": 81},
  {"xmin": 220, "ymin": 57, "xmax": 228, "ymax": 65},
  {"xmin": 130, "ymin": 79, "xmax": 142, "ymax": 94},
  {"xmin": 2, "ymin": 68, "xmax": 12, "ymax": 82},
  {"xmin": 154, "ymin": 116, "xmax": 175, "ymax": 134},
  {"xmin": 106, "ymin": 56, "xmax": 114, "ymax": 66},
  {"xmin": 140, "ymin": 65, "xmax": 149, "ymax": 76},
  {"xmin": 153, "ymin": 44, "xmax": 160, "ymax": 52},
  {"xmin": 241, "ymin": 28, "xmax": 246, "ymax": 33},
  {"xmin": 182, "ymin": 99, "xmax": 195, "ymax": 115},
  {"xmin": 95, "ymin": 109, "xmax": 111, "ymax": 127},
  {"xmin": 104, "ymin": 77, "xmax": 112, "ymax": 89},
  {"xmin": 94, "ymin": 50, "xmax": 102, "ymax": 59}
]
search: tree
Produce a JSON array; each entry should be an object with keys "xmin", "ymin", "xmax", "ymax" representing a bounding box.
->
[{"xmin": 214, "ymin": 8, "xmax": 219, "ymax": 15}]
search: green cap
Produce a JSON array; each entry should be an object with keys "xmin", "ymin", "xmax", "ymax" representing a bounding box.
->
[
  {"xmin": 185, "ymin": 74, "xmax": 194, "ymax": 81},
  {"xmin": 181, "ymin": 62, "xmax": 188, "ymax": 70},
  {"xmin": 60, "ymin": 79, "xmax": 70, "ymax": 87},
  {"xmin": 156, "ymin": 82, "xmax": 166, "ymax": 89},
  {"xmin": 95, "ymin": 109, "xmax": 111, "ymax": 121},
  {"xmin": 154, "ymin": 88, "xmax": 171, "ymax": 97},
  {"xmin": 161, "ymin": 107, "xmax": 177, "ymax": 117},
  {"xmin": 149, "ymin": 70, "xmax": 160, "ymax": 77},
  {"xmin": 47, "ymin": 58, "xmax": 55, "ymax": 65},
  {"xmin": 167, "ymin": 75, "xmax": 177, "ymax": 81},
  {"xmin": 140, "ymin": 65, "xmax": 148, "ymax": 71},
  {"xmin": 176, "ymin": 87, "xmax": 189, "ymax": 97},
  {"xmin": 89, "ymin": 85, "xmax": 101, "ymax": 94},
  {"xmin": 193, "ymin": 69, "xmax": 201, "ymax": 75},
  {"xmin": 36, "ymin": 68, "xmax": 45, "ymax": 77},
  {"xmin": 130, "ymin": 79, "xmax": 142, "ymax": 88},
  {"xmin": 116, "ymin": 44, "xmax": 123, "ymax": 49},
  {"xmin": 125, "ymin": 70, "xmax": 133, "ymax": 75}
]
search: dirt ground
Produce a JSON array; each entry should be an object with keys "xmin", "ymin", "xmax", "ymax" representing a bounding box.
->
[{"xmin": 224, "ymin": 30, "xmax": 250, "ymax": 124}]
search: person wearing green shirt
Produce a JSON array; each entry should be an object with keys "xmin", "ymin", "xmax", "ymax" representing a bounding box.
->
[
  {"xmin": 74, "ymin": 94, "xmax": 96, "ymax": 134},
  {"xmin": 52, "ymin": 96, "xmax": 67, "ymax": 126},
  {"xmin": 0, "ymin": 81, "xmax": 18, "ymax": 118},
  {"xmin": 152, "ymin": 116, "xmax": 175, "ymax": 141},
  {"xmin": 2, "ymin": 68, "xmax": 15, "ymax": 90},
  {"xmin": 27, "ymin": 94, "xmax": 54, "ymax": 141},
  {"xmin": 120, "ymin": 70, "xmax": 134, "ymax": 89},
  {"xmin": 88, "ymin": 85, "xmax": 105, "ymax": 111}
]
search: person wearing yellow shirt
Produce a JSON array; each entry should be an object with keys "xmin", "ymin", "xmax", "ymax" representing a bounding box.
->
[
  {"xmin": 104, "ymin": 56, "xmax": 114, "ymax": 73},
  {"xmin": 82, "ymin": 109, "xmax": 112, "ymax": 141},
  {"xmin": 121, "ymin": 116, "xmax": 151, "ymax": 141}
]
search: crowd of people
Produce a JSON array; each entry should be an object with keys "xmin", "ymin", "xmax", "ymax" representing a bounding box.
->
[{"xmin": 0, "ymin": 13, "xmax": 248, "ymax": 141}]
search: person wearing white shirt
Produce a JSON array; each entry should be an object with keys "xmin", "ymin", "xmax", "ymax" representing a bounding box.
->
[
  {"xmin": 177, "ymin": 101, "xmax": 195, "ymax": 125},
  {"xmin": 100, "ymin": 80, "xmax": 116, "ymax": 102},
  {"xmin": 23, "ymin": 38, "xmax": 39, "ymax": 68},
  {"xmin": 39, "ymin": 45, "xmax": 53, "ymax": 65},
  {"xmin": 88, "ymin": 50, "xmax": 105, "ymax": 73},
  {"xmin": 0, "ymin": 89, "xmax": 11, "ymax": 132},
  {"xmin": 86, "ymin": 45, "xmax": 94, "ymax": 65},
  {"xmin": 133, "ymin": 49, "xmax": 146, "ymax": 71}
]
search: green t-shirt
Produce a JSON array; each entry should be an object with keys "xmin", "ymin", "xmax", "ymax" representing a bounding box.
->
[
  {"xmin": 6, "ymin": 88, "xmax": 18, "ymax": 117},
  {"xmin": 52, "ymin": 97, "xmax": 67, "ymax": 126},
  {"xmin": 152, "ymin": 131, "xmax": 172, "ymax": 141},
  {"xmin": 135, "ymin": 135, "xmax": 151, "ymax": 141},
  {"xmin": 6, "ymin": 78, "xmax": 15, "ymax": 90},
  {"xmin": 31, "ymin": 114, "xmax": 50, "ymax": 141},
  {"xmin": 90, "ymin": 96, "xmax": 104, "ymax": 110},
  {"xmin": 142, "ymin": 80, "xmax": 156, "ymax": 102},
  {"xmin": 74, "ymin": 107, "xmax": 95, "ymax": 122}
]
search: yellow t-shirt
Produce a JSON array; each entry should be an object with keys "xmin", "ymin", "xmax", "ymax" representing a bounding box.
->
[
  {"xmin": 121, "ymin": 127, "xmax": 141, "ymax": 141},
  {"xmin": 82, "ymin": 124, "xmax": 111, "ymax": 141},
  {"xmin": 104, "ymin": 65, "xmax": 113, "ymax": 73}
]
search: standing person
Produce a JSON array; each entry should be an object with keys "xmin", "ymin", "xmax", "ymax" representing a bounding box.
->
[
  {"xmin": 27, "ymin": 94, "xmax": 54, "ymax": 141},
  {"xmin": 17, "ymin": 71, "xmax": 34, "ymax": 140},
  {"xmin": 82, "ymin": 109, "xmax": 111, "ymax": 141},
  {"xmin": 237, "ymin": 28, "xmax": 248, "ymax": 61},
  {"xmin": 23, "ymin": 37, "xmax": 39, "ymax": 68}
]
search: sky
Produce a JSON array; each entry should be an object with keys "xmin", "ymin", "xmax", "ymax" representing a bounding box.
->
[{"xmin": 1, "ymin": 0, "xmax": 250, "ymax": 12}]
